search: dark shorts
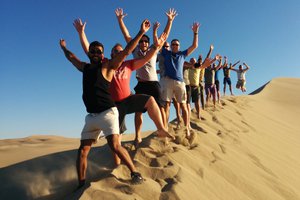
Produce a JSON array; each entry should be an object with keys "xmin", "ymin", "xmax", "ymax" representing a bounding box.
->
[
  {"xmin": 223, "ymin": 77, "xmax": 232, "ymax": 85},
  {"xmin": 215, "ymin": 80, "xmax": 220, "ymax": 91},
  {"xmin": 115, "ymin": 94, "xmax": 150, "ymax": 133},
  {"xmin": 186, "ymin": 85, "xmax": 191, "ymax": 103},
  {"xmin": 190, "ymin": 86, "xmax": 200, "ymax": 102},
  {"xmin": 205, "ymin": 84, "xmax": 216, "ymax": 96},
  {"xmin": 134, "ymin": 81, "xmax": 164, "ymax": 107}
]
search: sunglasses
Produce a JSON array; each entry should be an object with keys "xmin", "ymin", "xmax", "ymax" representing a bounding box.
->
[
  {"xmin": 90, "ymin": 49, "xmax": 103, "ymax": 55},
  {"xmin": 113, "ymin": 49, "xmax": 122, "ymax": 54},
  {"xmin": 171, "ymin": 43, "xmax": 179, "ymax": 46},
  {"xmin": 139, "ymin": 40, "xmax": 149, "ymax": 44}
]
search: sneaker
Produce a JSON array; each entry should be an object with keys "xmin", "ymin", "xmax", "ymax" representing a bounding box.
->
[{"xmin": 131, "ymin": 172, "xmax": 143, "ymax": 185}]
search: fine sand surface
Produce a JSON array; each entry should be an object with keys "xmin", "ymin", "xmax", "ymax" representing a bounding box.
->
[{"xmin": 0, "ymin": 77, "xmax": 300, "ymax": 200}]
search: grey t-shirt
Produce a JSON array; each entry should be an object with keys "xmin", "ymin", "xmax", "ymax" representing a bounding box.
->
[{"xmin": 133, "ymin": 46, "xmax": 158, "ymax": 81}]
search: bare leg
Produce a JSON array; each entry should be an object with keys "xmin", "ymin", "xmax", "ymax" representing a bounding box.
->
[
  {"xmin": 195, "ymin": 99, "xmax": 201, "ymax": 119},
  {"xmin": 76, "ymin": 139, "xmax": 94, "ymax": 188},
  {"xmin": 112, "ymin": 134, "xmax": 122, "ymax": 166},
  {"xmin": 160, "ymin": 106, "xmax": 167, "ymax": 129},
  {"xmin": 200, "ymin": 85, "xmax": 205, "ymax": 110},
  {"xmin": 145, "ymin": 97, "xmax": 174, "ymax": 139},
  {"xmin": 229, "ymin": 84, "xmax": 234, "ymax": 95},
  {"xmin": 106, "ymin": 134, "xmax": 137, "ymax": 173},
  {"xmin": 134, "ymin": 112, "xmax": 143, "ymax": 145},
  {"xmin": 186, "ymin": 102, "xmax": 191, "ymax": 128},
  {"xmin": 164, "ymin": 101, "xmax": 171, "ymax": 125},
  {"xmin": 173, "ymin": 98, "xmax": 182, "ymax": 129},
  {"xmin": 180, "ymin": 102, "xmax": 190, "ymax": 138}
]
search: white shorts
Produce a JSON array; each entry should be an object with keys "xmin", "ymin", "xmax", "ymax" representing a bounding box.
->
[
  {"xmin": 81, "ymin": 107, "xmax": 119, "ymax": 142},
  {"xmin": 162, "ymin": 76, "xmax": 186, "ymax": 103}
]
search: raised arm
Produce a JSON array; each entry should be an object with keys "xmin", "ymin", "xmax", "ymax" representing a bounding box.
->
[
  {"xmin": 223, "ymin": 56, "xmax": 228, "ymax": 68},
  {"xmin": 109, "ymin": 19, "xmax": 151, "ymax": 70},
  {"xmin": 243, "ymin": 62, "xmax": 250, "ymax": 71},
  {"xmin": 232, "ymin": 60, "xmax": 240, "ymax": 68},
  {"xmin": 187, "ymin": 22, "xmax": 200, "ymax": 56},
  {"xmin": 215, "ymin": 57, "xmax": 223, "ymax": 70},
  {"xmin": 153, "ymin": 22, "xmax": 160, "ymax": 46},
  {"xmin": 132, "ymin": 32, "xmax": 167, "ymax": 70},
  {"xmin": 115, "ymin": 8, "xmax": 132, "ymax": 43},
  {"xmin": 59, "ymin": 39, "xmax": 86, "ymax": 72},
  {"xmin": 162, "ymin": 8, "xmax": 178, "ymax": 38},
  {"xmin": 201, "ymin": 54, "xmax": 221, "ymax": 69},
  {"xmin": 206, "ymin": 44, "xmax": 214, "ymax": 59},
  {"xmin": 73, "ymin": 18, "xmax": 90, "ymax": 56}
]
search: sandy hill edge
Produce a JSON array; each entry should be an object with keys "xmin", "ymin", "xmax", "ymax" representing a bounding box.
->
[{"xmin": 0, "ymin": 77, "xmax": 299, "ymax": 200}]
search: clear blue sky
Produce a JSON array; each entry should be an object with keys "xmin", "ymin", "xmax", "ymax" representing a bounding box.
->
[{"xmin": 1, "ymin": 0, "xmax": 300, "ymax": 139}]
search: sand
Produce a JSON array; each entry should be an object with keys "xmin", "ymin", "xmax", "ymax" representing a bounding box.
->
[{"xmin": 0, "ymin": 77, "xmax": 299, "ymax": 200}]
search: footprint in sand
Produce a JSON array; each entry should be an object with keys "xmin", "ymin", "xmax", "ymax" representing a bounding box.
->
[
  {"xmin": 116, "ymin": 185, "xmax": 134, "ymax": 195},
  {"xmin": 161, "ymin": 178, "xmax": 178, "ymax": 192},
  {"xmin": 197, "ymin": 167, "xmax": 204, "ymax": 178},
  {"xmin": 219, "ymin": 144, "xmax": 226, "ymax": 154}
]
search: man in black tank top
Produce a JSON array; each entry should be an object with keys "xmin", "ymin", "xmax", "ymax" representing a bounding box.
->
[{"xmin": 59, "ymin": 19, "xmax": 151, "ymax": 188}]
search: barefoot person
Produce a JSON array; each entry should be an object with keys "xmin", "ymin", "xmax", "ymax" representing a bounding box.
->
[
  {"xmin": 73, "ymin": 18, "xmax": 174, "ymax": 165},
  {"xmin": 231, "ymin": 62, "xmax": 250, "ymax": 92},
  {"xmin": 59, "ymin": 19, "xmax": 151, "ymax": 188},
  {"xmin": 115, "ymin": 8, "xmax": 177, "ymax": 147},
  {"xmin": 161, "ymin": 22, "xmax": 200, "ymax": 139}
]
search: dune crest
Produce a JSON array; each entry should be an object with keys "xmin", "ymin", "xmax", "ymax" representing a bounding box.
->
[{"xmin": 1, "ymin": 78, "xmax": 300, "ymax": 200}]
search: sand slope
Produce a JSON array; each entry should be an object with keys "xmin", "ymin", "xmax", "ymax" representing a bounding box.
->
[{"xmin": 0, "ymin": 77, "xmax": 299, "ymax": 200}]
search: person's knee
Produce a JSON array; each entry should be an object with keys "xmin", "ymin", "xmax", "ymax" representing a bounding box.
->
[
  {"xmin": 145, "ymin": 96, "xmax": 156, "ymax": 107},
  {"xmin": 78, "ymin": 145, "xmax": 91, "ymax": 158}
]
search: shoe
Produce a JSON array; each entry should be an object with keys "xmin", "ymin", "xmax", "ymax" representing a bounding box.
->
[{"xmin": 131, "ymin": 172, "xmax": 143, "ymax": 185}]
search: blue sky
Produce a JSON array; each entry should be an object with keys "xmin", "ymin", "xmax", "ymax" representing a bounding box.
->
[{"xmin": 1, "ymin": 0, "xmax": 300, "ymax": 139}]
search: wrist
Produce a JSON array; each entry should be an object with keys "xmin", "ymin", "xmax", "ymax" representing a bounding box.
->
[
  {"xmin": 152, "ymin": 45, "xmax": 158, "ymax": 50},
  {"xmin": 194, "ymin": 32, "xmax": 198, "ymax": 35}
]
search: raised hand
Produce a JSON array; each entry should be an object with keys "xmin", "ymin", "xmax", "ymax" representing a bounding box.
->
[
  {"xmin": 73, "ymin": 18, "xmax": 86, "ymax": 34},
  {"xmin": 166, "ymin": 8, "xmax": 178, "ymax": 21},
  {"xmin": 59, "ymin": 39, "xmax": 66, "ymax": 48},
  {"xmin": 115, "ymin": 8, "xmax": 127, "ymax": 20},
  {"xmin": 141, "ymin": 19, "xmax": 151, "ymax": 33},
  {"xmin": 155, "ymin": 32, "xmax": 167, "ymax": 48},
  {"xmin": 153, "ymin": 21, "xmax": 160, "ymax": 31},
  {"xmin": 191, "ymin": 22, "xmax": 200, "ymax": 33},
  {"xmin": 210, "ymin": 44, "xmax": 214, "ymax": 50},
  {"xmin": 215, "ymin": 54, "xmax": 221, "ymax": 60}
]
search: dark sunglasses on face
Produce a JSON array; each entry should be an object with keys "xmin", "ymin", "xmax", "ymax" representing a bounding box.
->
[
  {"xmin": 90, "ymin": 49, "xmax": 103, "ymax": 55},
  {"xmin": 139, "ymin": 40, "xmax": 149, "ymax": 44},
  {"xmin": 113, "ymin": 49, "xmax": 121, "ymax": 54},
  {"xmin": 171, "ymin": 43, "xmax": 179, "ymax": 46}
]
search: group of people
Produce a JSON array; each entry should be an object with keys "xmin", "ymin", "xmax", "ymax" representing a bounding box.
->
[{"xmin": 59, "ymin": 8, "xmax": 250, "ymax": 189}]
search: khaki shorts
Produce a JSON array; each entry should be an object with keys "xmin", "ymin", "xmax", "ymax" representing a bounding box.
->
[
  {"xmin": 236, "ymin": 79, "xmax": 246, "ymax": 89},
  {"xmin": 81, "ymin": 107, "xmax": 119, "ymax": 142},
  {"xmin": 162, "ymin": 76, "xmax": 186, "ymax": 103}
]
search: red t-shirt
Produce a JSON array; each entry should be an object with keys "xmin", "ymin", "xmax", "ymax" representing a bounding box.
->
[{"xmin": 110, "ymin": 59, "xmax": 137, "ymax": 102}]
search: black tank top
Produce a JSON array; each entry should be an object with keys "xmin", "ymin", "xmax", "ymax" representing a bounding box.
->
[{"xmin": 82, "ymin": 63, "xmax": 115, "ymax": 113}]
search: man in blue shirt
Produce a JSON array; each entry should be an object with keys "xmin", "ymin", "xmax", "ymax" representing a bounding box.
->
[{"xmin": 161, "ymin": 22, "xmax": 200, "ymax": 139}]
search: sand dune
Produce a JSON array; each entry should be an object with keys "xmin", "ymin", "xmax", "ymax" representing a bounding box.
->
[{"xmin": 1, "ymin": 77, "xmax": 300, "ymax": 200}]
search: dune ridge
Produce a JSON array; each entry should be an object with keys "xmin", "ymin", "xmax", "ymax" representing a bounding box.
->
[{"xmin": 0, "ymin": 77, "xmax": 300, "ymax": 200}]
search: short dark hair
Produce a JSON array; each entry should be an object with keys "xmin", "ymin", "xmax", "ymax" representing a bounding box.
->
[
  {"xmin": 171, "ymin": 39, "xmax": 180, "ymax": 44},
  {"xmin": 89, "ymin": 41, "xmax": 104, "ymax": 52},
  {"xmin": 112, "ymin": 43, "xmax": 123, "ymax": 51},
  {"xmin": 141, "ymin": 34, "xmax": 150, "ymax": 43}
]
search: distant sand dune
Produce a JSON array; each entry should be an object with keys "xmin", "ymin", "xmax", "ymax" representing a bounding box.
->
[{"xmin": 1, "ymin": 78, "xmax": 300, "ymax": 200}]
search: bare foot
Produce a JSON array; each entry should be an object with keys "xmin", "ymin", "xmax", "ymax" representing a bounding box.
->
[
  {"xmin": 185, "ymin": 128, "xmax": 191, "ymax": 139},
  {"xmin": 157, "ymin": 129, "xmax": 175, "ymax": 140}
]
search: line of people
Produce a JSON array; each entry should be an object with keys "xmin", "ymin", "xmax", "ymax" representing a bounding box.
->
[{"xmin": 59, "ymin": 8, "xmax": 250, "ymax": 189}]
